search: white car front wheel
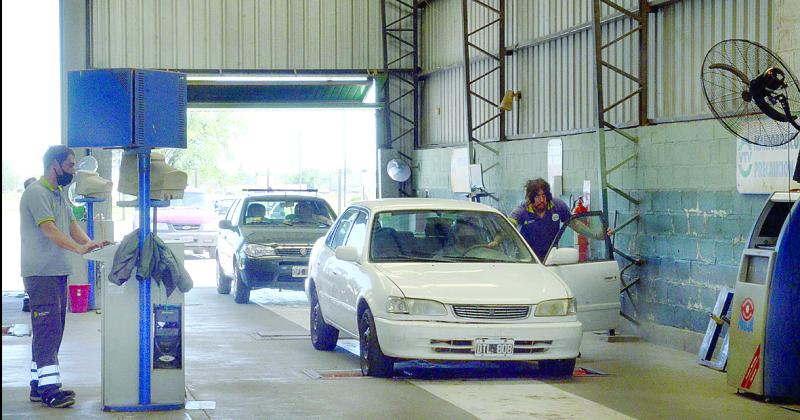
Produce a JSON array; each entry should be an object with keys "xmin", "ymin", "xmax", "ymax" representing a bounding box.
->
[{"xmin": 358, "ymin": 308, "xmax": 394, "ymax": 377}]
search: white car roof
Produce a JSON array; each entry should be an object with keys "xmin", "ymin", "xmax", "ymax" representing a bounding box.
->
[{"xmin": 349, "ymin": 198, "xmax": 503, "ymax": 214}]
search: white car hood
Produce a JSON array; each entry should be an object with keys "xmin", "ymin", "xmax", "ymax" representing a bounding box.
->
[{"xmin": 375, "ymin": 263, "xmax": 570, "ymax": 305}]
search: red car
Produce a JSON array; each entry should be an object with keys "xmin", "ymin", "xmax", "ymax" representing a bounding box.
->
[{"xmin": 148, "ymin": 189, "xmax": 219, "ymax": 257}]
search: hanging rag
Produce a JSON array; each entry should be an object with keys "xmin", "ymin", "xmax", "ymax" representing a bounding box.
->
[{"xmin": 109, "ymin": 229, "xmax": 193, "ymax": 297}]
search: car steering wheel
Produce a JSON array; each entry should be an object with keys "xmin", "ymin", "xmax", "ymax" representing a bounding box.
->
[{"xmin": 461, "ymin": 243, "xmax": 494, "ymax": 256}]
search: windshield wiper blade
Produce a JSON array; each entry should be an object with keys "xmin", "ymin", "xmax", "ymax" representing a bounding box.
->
[
  {"xmin": 452, "ymin": 256, "xmax": 507, "ymax": 262},
  {"xmin": 375, "ymin": 254, "xmax": 455, "ymax": 263}
]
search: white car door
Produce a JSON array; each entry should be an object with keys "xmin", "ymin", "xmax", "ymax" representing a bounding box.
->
[
  {"xmin": 544, "ymin": 211, "xmax": 621, "ymax": 332},
  {"xmin": 337, "ymin": 211, "xmax": 369, "ymax": 335},
  {"xmin": 319, "ymin": 209, "xmax": 360, "ymax": 331}
]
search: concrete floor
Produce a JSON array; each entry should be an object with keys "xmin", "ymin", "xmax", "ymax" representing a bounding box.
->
[{"xmin": 3, "ymin": 287, "xmax": 798, "ymax": 419}]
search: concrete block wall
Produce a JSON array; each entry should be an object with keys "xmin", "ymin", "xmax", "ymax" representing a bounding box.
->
[
  {"xmin": 614, "ymin": 121, "xmax": 769, "ymax": 342},
  {"xmin": 413, "ymin": 119, "xmax": 771, "ymax": 350}
]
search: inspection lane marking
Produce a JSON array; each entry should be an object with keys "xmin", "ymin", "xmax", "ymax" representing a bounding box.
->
[
  {"xmin": 255, "ymin": 299, "xmax": 632, "ymax": 420},
  {"xmin": 409, "ymin": 380, "xmax": 633, "ymax": 420}
]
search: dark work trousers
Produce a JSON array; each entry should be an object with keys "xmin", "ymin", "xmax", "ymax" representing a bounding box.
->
[{"xmin": 23, "ymin": 275, "xmax": 68, "ymax": 396}]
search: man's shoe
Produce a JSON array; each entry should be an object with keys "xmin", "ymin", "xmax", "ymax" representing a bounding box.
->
[
  {"xmin": 42, "ymin": 391, "xmax": 75, "ymax": 408},
  {"xmin": 33, "ymin": 389, "xmax": 75, "ymax": 403},
  {"xmin": 29, "ymin": 389, "xmax": 41, "ymax": 402}
]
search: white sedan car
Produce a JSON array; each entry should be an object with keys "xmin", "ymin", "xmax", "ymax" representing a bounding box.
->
[{"xmin": 306, "ymin": 199, "xmax": 620, "ymax": 377}]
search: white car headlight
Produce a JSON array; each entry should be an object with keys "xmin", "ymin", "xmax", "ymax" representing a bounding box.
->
[
  {"xmin": 244, "ymin": 244, "xmax": 276, "ymax": 258},
  {"xmin": 201, "ymin": 221, "xmax": 218, "ymax": 231},
  {"xmin": 155, "ymin": 222, "xmax": 170, "ymax": 231},
  {"xmin": 534, "ymin": 298, "xmax": 577, "ymax": 317},
  {"xmin": 386, "ymin": 297, "xmax": 447, "ymax": 316}
]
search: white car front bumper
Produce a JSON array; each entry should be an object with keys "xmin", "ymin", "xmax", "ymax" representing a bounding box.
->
[{"xmin": 373, "ymin": 317, "xmax": 582, "ymax": 361}]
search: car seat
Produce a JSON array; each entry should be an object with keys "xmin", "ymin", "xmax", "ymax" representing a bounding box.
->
[
  {"xmin": 371, "ymin": 227, "xmax": 401, "ymax": 258},
  {"xmin": 449, "ymin": 219, "xmax": 483, "ymax": 249},
  {"xmin": 245, "ymin": 203, "xmax": 266, "ymax": 223}
]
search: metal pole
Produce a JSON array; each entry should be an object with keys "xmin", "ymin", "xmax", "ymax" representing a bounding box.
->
[
  {"xmin": 638, "ymin": 0, "xmax": 649, "ymax": 126},
  {"xmin": 592, "ymin": 0, "xmax": 609, "ymax": 217},
  {"xmin": 462, "ymin": 0, "xmax": 475, "ymax": 164},
  {"xmin": 499, "ymin": 0, "xmax": 506, "ymax": 142},
  {"xmin": 380, "ymin": 0, "xmax": 392, "ymax": 150},
  {"xmin": 137, "ymin": 148, "xmax": 151, "ymax": 406},
  {"xmin": 412, "ymin": 1, "xmax": 420, "ymax": 149},
  {"xmin": 87, "ymin": 202, "xmax": 95, "ymax": 310}
]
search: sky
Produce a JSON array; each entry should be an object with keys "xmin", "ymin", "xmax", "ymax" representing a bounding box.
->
[{"xmin": 2, "ymin": 1, "xmax": 61, "ymax": 179}]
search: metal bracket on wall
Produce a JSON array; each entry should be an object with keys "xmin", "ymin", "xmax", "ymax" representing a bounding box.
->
[
  {"xmin": 381, "ymin": 0, "xmax": 421, "ymax": 197},
  {"xmin": 592, "ymin": 0, "xmax": 648, "ymax": 307},
  {"xmin": 461, "ymin": 0, "xmax": 504, "ymax": 177}
]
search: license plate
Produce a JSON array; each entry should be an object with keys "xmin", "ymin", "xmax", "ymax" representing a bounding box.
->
[
  {"xmin": 291, "ymin": 266, "xmax": 308, "ymax": 278},
  {"xmin": 474, "ymin": 338, "xmax": 514, "ymax": 357}
]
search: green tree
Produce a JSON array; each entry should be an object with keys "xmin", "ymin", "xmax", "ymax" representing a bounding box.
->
[
  {"xmin": 2, "ymin": 160, "xmax": 21, "ymax": 192},
  {"xmin": 161, "ymin": 111, "xmax": 243, "ymax": 190},
  {"xmin": 285, "ymin": 169, "xmax": 333, "ymax": 190}
]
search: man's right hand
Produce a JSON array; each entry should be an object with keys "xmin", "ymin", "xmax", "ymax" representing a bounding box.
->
[{"xmin": 78, "ymin": 242, "xmax": 101, "ymax": 254}]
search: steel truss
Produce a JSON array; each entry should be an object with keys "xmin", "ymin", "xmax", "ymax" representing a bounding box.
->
[
  {"xmin": 461, "ymin": 0, "xmax": 505, "ymax": 174},
  {"xmin": 592, "ymin": 0, "xmax": 649, "ymax": 317},
  {"xmin": 381, "ymin": 0, "xmax": 420, "ymax": 197}
]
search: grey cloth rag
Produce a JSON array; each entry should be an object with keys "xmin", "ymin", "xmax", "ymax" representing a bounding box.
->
[{"xmin": 109, "ymin": 229, "xmax": 193, "ymax": 297}]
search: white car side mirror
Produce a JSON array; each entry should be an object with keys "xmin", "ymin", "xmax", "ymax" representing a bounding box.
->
[
  {"xmin": 335, "ymin": 246, "xmax": 359, "ymax": 262},
  {"xmin": 545, "ymin": 247, "xmax": 579, "ymax": 265}
]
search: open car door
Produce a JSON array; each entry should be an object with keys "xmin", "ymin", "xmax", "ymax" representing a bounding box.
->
[{"xmin": 544, "ymin": 211, "xmax": 620, "ymax": 332}]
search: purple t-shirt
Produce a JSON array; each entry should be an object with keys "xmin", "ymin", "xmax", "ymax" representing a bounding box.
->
[{"xmin": 509, "ymin": 198, "xmax": 571, "ymax": 261}]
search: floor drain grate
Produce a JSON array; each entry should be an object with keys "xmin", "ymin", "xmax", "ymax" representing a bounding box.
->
[
  {"xmin": 302, "ymin": 369, "xmax": 364, "ymax": 379},
  {"xmin": 252, "ymin": 332, "xmax": 310, "ymax": 341}
]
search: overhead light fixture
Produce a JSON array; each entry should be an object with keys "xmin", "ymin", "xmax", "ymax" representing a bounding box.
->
[{"xmin": 185, "ymin": 75, "xmax": 370, "ymax": 84}]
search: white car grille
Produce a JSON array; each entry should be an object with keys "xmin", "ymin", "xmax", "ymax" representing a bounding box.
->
[
  {"xmin": 430, "ymin": 339, "xmax": 552, "ymax": 354},
  {"xmin": 452, "ymin": 305, "xmax": 531, "ymax": 320}
]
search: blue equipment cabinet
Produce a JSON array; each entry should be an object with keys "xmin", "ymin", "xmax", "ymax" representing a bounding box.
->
[
  {"xmin": 763, "ymin": 196, "xmax": 799, "ymax": 400},
  {"xmin": 728, "ymin": 192, "xmax": 799, "ymax": 401},
  {"xmin": 68, "ymin": 69, "xmax": 186, "ymax": 149}
]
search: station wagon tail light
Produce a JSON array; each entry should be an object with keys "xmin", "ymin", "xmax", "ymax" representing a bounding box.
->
[
  {"xmin": 386, "ymin": 297, "xmax": 447, "ymax": 316},
  {"xmin": 534, "ymin": 298, "xmax": 577, "ymax": 317},
  {"xmin": 244, "ymin": 244, "xmax": 276, "ymax": 257}
]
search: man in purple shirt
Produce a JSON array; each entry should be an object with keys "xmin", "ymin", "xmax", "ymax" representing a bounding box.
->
[{"xmin": 508, "ymin": 178, "xmax": 611, "ymax": 261}]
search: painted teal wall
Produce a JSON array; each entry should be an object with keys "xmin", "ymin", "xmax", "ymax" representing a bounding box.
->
[{"xmin": 413, "ymin": 119, "xmax": 770, "ymax": 336}]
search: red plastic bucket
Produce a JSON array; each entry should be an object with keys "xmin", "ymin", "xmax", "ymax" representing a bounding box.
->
[{"xmin": 68, "ymin": 284, "xmax": 90, "ymax": 313}]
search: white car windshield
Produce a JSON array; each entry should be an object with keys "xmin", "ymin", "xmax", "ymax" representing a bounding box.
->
[{"xmin": 370, "ymin": 210, "xmax": 535, "ymax": 263}]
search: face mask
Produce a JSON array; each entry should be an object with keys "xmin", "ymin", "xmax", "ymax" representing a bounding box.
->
[{"xmin": 55, "ymin": 165, "xmax": 74, "ymax": 186}]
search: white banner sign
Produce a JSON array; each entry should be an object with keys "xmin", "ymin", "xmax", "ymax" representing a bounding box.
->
[
  {"xmin": 450, "ymin": 148, "xmax": 470, "ymax": 193},
  {"xmin": 547, "ymin": 138, "xmax": 563, "ymax": 195},
  {"xmin": 736, "ymin": 139, "xmax": 799, "ymax": 194}
]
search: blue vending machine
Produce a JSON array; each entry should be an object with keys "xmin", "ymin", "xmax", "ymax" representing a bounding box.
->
[{"xmin": 728, "ymin": 192, "xmax": 799, "ymax": 400}]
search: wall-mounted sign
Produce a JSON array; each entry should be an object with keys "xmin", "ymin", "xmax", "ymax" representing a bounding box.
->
[
  {"xmin": 547, "ymin": 138, "xmax": 563, "ymax": 196},
  {"xmin": 451, "ymin": 148, "xmax": 470, "ymax": 193},
  {"xmin": 736, "ymin": 139, "xmax": 799, "ymax": 194}
]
